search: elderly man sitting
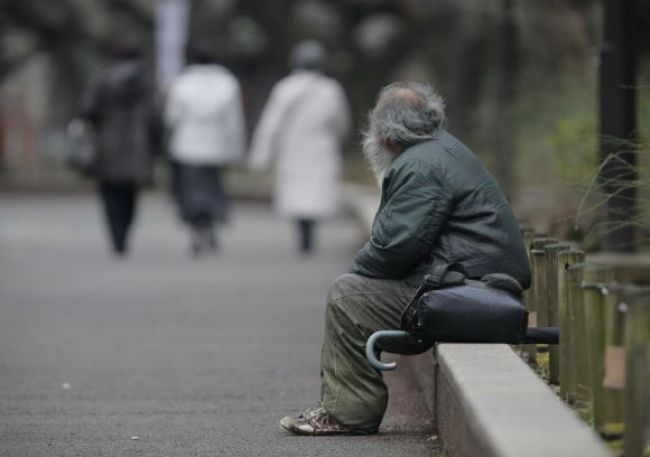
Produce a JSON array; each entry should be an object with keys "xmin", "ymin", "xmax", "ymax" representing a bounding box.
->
[{"xmin": 280, "ymin": 82, "xmax": 531, "ymax": 435}]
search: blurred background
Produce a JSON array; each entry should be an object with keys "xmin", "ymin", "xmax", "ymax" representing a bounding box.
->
[{"xmin": 1, "ymin": 0, "xmax": 649, "ymax": 251}]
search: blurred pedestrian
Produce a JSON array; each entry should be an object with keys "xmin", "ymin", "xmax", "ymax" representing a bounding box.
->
[
  {"xmin": 249, "ymin": 40, "xmax": 350, "ymax": 255},
  {"xmin": 80, "ymin": 42, "xmax": 158, "ymax": 257},
  {"xmin": 164, "ymin": 46, "xmax": 245, "ymax": 256}
]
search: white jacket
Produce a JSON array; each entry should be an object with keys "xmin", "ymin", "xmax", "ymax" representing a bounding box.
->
[
  {"xmin": 249, "ymin": 71, "xmax": 350, "ymax": 218},
  {"xmin": 165, "ymin": 65, "xmax": 245, "ymax": 165}
]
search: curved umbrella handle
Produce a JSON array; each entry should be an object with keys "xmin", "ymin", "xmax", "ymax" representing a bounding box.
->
[{"xmin": 365, "ymin": 330, "xmax": 409, "ymax": 371}]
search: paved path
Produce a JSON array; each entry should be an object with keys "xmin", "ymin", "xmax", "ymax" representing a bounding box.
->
[{"xmin": 0, "ymin": 194, "xmax": 438, "ymax": 457}]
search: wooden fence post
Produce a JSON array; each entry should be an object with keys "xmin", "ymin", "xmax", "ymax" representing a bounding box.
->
[
  {"xmin": 623, "ymin": 288, "xmax": 650, "ymax": 457},
  {"xmin": 521, "ymin": 227, "xmax": 536, "ymax": 253},
  {"xmin": 600, "ymin": 284, "xmax": 628, "ymax": 441},
  {"xmin": 519, "ymin": 228, "xmax": 537, "ymax": 363},
  {"xmin": 558, "ymin": 249, "xmax": 585, "ymax": 402},
  {"xmin": 529, "ymin": 237, "xmax": 557, "ymax": 372},
  {"xmin": 545, "ymin": 243, "xmax": 571, "ymax": 384},
  {"xmin": 565, "ymin": 262, "xmax": 592, "ymax": 405},
  {"xmin": 582, "ymin": 264, "xmax": 618, "ymax": 435}
]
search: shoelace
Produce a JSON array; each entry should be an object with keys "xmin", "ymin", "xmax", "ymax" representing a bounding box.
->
[{"xmin": 301, "ymin": 406, "xmax": 326, "ymax": 420}]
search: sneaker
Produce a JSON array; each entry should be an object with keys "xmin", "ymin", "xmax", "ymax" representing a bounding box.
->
[{"xmin": 279, "ymin": 406, "xmax": 378, "ymax": 436}]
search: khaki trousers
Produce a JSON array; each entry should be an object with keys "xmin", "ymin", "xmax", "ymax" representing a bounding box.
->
[{"xmin": 320, "ymin": 273, "xmax": 432, "ymax": 429}]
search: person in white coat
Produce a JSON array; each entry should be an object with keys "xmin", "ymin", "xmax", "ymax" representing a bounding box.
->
[
  {"xmin": 249, "ymin": 40, "xmax": 350, "ymax": 255},
  {"xmin": 165, "ymin": 47, "xmax": 245, "ymax": 256}
]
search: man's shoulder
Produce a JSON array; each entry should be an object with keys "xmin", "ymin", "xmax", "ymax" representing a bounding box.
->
[
  {"xmin": 392, "ymin": 131, "xmax": 454, "ymax": 168},
  {"xmin": 408, "ymin": 130, "xmax": 464, "ymax": 153},
  {"xmin": 402, "ymin": 131, "xmax": 479, "ymax": 167}
]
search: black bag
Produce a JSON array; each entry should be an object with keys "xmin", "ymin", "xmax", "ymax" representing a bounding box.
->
[
  {"xmin": 367, "ymin": 266, "xmax": 558, "ymax": 371},
  {"xmin": 399, "ymin": 266, "xmax": 528, "ymax": 344},
  {"xmin": 414, "ymin": 283, "xmax": 528, "ymax": 344}
]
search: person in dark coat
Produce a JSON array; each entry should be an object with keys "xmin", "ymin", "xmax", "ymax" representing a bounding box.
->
[
  {"xmin": 80, "ymin": 44, "xmax": 157, "ymax": 256},
  {"xmin": 279, "ymin": 82, "xmax": 531, "ymax": 435}
]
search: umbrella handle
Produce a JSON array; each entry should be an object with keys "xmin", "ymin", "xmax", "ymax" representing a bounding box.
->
[{"xmin": 365, "ymin": 330, "xmax": 409, "ymax": 371}]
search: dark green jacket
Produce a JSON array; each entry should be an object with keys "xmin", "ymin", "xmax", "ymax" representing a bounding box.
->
[{"xmin": 350, "ymin": 130, "xmax": 531, "ymax": 289}]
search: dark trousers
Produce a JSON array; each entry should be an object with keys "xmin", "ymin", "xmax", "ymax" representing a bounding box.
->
[
  {"xmin": 297, "ymin": 218, "xmax": 315, "ymax": 254},
  {"xmin": 98, "ymin": 180, "xmax": 138, "ymax": 254},
  {"xmin": 321, "ymin": 273, "xmax": 429, "ymax": 428},
  {"xmin": 171, "ymin": 161, "xmax": 228, "ymax": 228}
]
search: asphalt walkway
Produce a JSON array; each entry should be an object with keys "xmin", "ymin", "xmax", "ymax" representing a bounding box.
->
[{"xmin": 0, "ymin": 194, "xmax": 439, "ymax": 457}]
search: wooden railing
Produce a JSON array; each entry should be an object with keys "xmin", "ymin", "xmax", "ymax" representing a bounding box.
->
[{"xmin": 519, "ymin": 231, "xmax": 650, "ymax": 457}]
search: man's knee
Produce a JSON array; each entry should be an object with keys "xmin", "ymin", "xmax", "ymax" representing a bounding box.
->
[
  {"xmin": 326, "ymin": 273, "xmax": 367, "ymax": 305},
  {"xmin": 325, "ymin": 273, "xmax": 371, "ymax": 325}
]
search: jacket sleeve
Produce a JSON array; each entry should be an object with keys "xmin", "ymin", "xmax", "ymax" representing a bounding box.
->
[{"xmin": 349, "ymin": 159, "xmax": 453, "ymax": 278}]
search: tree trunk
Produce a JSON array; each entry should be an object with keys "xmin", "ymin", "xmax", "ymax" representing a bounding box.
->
[
  {"xmin": 598, "ymin": 0, "xmax": 637, "ymax": 252},
  {"xmin": 446, "ymin": 1, "xmax": 473, "ymax": 137},
  {"xmin": 493, "ymin": 0, "xmax": 518, "ymax": 198}
]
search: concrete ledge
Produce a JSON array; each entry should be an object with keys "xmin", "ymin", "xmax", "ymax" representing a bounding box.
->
[{"xmin": 435, "ymin": 344, "xmax": 611, "ymax": 457}]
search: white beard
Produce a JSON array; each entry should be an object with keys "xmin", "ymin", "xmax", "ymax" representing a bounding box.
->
[{"xmin": 362, "ymin": 132, "xmax": 394, "ymax": 187}]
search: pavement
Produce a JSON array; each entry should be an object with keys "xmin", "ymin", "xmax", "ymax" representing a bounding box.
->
[{"xmin": 0, "ymin": 193, "xmax": 440, "ymax": 457}]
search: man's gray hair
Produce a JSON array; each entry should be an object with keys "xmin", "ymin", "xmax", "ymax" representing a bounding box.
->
[
  {"xmin": 367, "ymin": 82, "xmax": 446, "ymax": 146},
  {"xmin": 362, "ymin": 82, "xmax": 446, "ymax": 181}
]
